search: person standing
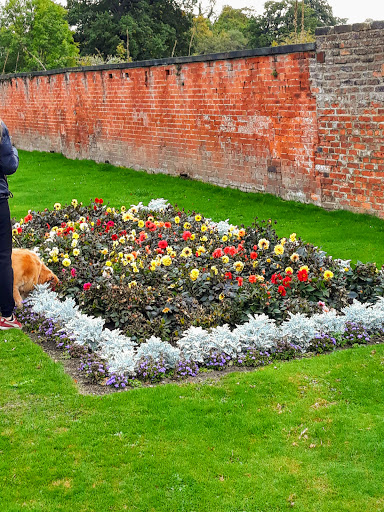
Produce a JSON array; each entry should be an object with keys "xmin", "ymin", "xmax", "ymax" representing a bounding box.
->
[{"xmin": 0, "ymin": 119, "xmax": 21, "ymax": 329}]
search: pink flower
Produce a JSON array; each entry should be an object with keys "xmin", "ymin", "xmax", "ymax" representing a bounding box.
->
[
  {"xmin": 83, "ymin": 282, "xmax": 92, "ymax": 290},
  {"xmin": 71, "ymin": 268, "xmax": 76, "ymax": 277}
]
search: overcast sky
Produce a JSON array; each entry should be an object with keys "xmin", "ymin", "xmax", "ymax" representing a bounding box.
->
[
  {"xmin": 1, "ymin": 0, "xmax": 383, "ymax": 24},
  {"xmin": 208, "ymin": 0, "xmax": 384, "ymax": 23}
]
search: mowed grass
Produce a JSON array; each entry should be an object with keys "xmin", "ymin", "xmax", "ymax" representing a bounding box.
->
[
  {"xmin": 1, "ymin": 331, "xmax": 384, "ymax": 512},
  {"xmin": 8, "ymin": 150, "xmax": 384, "ymax": 266},
  {"xmin": 2, "ymin": 150, "xmax": 384, "ymax": 511}
]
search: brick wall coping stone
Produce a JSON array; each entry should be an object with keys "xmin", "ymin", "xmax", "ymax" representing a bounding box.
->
[
  {"xmin": 315, "ymin": 19, "xmax": 384, "ymax": 35},
  {"xmin": 0, "ymin": 43, "xmax": 315, "ymax": 81}
]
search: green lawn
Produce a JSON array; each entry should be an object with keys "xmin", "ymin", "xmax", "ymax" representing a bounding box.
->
[
  {"xmin": 9, "ymin": 150, "xmax": 384, "ymax": 266},
  {"xmin": 1, "ymin": 331, "xmax": 384, "ymax": 511},
  {"xmin": 2, "ymin": 150, "xmax": 384, "ymax": 511}
]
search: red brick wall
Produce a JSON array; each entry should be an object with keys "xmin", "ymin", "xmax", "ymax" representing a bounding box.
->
[
  {"xmin": 0, "ymin": 21, "xmax": 383, "ymax": 217},
  {"xmin": 0, "ymin": 48, "xmax": 319, "ymax": 205},
  {"xmin": 311, "ymin": 21, "xmax": 384, "ymax": 216}
]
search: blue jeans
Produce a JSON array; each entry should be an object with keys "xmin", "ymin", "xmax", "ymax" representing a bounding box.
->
[{"xmin": 0, "ymin": 198, "xmax": 14, "ymax": 317}]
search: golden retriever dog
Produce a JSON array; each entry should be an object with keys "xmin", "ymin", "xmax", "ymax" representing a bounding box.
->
[{"xmin": 12, "ymin": 248, "xmax": 59, "ymax": 307}]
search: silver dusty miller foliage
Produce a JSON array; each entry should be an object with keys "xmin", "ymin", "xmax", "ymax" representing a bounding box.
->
[{"xmin": 28, "ymin": 284, "xmax": 384, "ymax": 377}]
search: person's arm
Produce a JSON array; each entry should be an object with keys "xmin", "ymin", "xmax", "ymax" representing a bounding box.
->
[{"xmin": 0, "ymin": 123, "xmax": 19, "ymax": 175}]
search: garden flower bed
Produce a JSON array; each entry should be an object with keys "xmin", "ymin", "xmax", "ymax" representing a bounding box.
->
[{"xmin": 15, "ymin": 198, "xmax": 384, "ymax": 388}]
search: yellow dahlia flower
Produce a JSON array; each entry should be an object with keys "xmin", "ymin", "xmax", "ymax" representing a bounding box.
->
[
  {"xmin": 161, "ymin": 255, "xmax": 172, "ymax": 266},
  {"xmin": 274, "ymin": 244, "xmax": 284, "ymax": 255},
  {"xmin": 258, "ymin": 238, "xmax": 270, "ymax": 250},
  {"xmin": 233, "ymin": 261, "xmax": 244, "ymax": 273},
  {"xmin": 180, "ymin": 247, "xmax": 192, "ymax": 258},
  {"xmin": 190, "ymin": 269, "xmax": 200, "ymax": 281}
]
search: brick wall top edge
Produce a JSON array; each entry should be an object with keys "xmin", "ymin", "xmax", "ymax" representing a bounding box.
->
[
  {"xmin": 0, "ymin": 43, "xmax": 315, "ymax": 81},
  {"xmin": 315, "ymin": 19, "xmax": 384, "ymax": 35}
]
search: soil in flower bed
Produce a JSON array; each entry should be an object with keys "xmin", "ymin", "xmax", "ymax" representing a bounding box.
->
[
  {"xmin": 27, "ymin": 330, "xmax": 278, "ymax": 395},
  {"xmin": 27, "ymin": 329, "xmax": 384, "ymax": 396}
]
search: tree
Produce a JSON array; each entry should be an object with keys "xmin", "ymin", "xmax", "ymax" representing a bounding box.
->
[
  {"xmin": 0, "ymin": 0, "xmax": 78, "ymax": 73},
  {"xmin": 192, "ymin": 6, "xmax": 251, "ymax": 55},
  {"xmin": 214, "ymin": 5, "xmax": 253, "ymax": 36},
  {"xmin": 248, "ymin": 0, "xmax": 346, "ymax": 48},
  {"xmin": 306, "ymin": 0, "xmax": 346, "ymax": 26},
  {"xmin": 67, "ymin": 0, "xmax": 193, "ymax": 61}
]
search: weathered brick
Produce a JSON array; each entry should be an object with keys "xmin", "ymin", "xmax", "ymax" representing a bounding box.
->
[{"xmin": 0, "ymin": 21, "xmax": 383, "ymax": 217}]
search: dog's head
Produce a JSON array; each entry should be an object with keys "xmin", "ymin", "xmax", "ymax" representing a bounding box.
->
[{"xmin": 38, "ymin": 266, "xmax": 60, "ymax": 290}]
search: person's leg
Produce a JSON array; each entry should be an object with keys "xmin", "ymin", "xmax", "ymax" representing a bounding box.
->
[{"xmin": 0, "ymin": 198, "xmax": 15, "ymax": 318}]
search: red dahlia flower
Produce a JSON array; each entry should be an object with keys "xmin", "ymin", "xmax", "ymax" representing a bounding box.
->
[
  {"xmin": 212, "ymin": 248, "xmax": 223, "ymax": 258},
  {"xmin": 282, "ymin": 276, "xmax": 292, "ymax": 288},
  {"xmin": 158, "ymin": 240, "xmax": 168, "ymax": 249},
  {"xmin": 271, "ymin": 273, "xmax": 282, "ymax": 285},
  {"xmin": 224, "ymin": 246, "xmax": 237, "ymax": 256},
  {"xmin": 182, "ymin": 231, "xmax": 192, "ymax": 241},
  {"xmin": 278, "ymin": 285, "xmax": 286, "ymax": 296},
  {"xmin": 297, "ymin": 269, "xmax": 308, "ymax": 282}
]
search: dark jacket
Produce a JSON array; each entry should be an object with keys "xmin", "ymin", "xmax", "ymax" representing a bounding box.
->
[{"xmin": 0, "ymin": 122, "xmax": 19, "ymax": 198}]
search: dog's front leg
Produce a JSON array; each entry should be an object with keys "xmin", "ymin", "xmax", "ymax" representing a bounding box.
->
[{"xmin": 13, "ymin": 286, "xmax": 23, "ymax": 308}]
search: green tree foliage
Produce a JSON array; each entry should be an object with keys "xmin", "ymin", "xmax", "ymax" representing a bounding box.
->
[
  {"xmin": 192, "ymin": 6, "xmax": 251, "ymax": 54},
  {"xmin": 67, "ymin": 0, "xmax": 193, "ymax": 61},
  {"xmin": 248, "ymin": 0, "xmax": 346, "ymax": 48},
  {"xmin": 214, "ymin": 5, "xmax": 252, "ymax": 35},
  {"xmin": 0, "ymin": 0, "xmax": 78, "ymax": 73}
]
